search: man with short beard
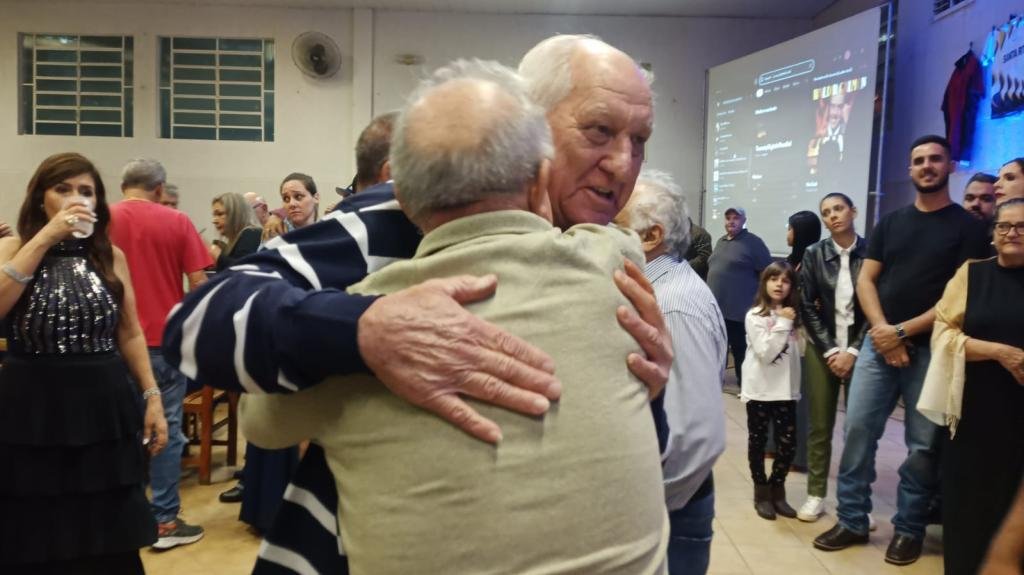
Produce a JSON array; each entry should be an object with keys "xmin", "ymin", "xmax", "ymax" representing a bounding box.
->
[
  {"xmin": 813, "ymin": 135, "xmax": 989, "ymax": 566},
  {"xmin": 962, "ymin": 172, "xmax": 997, "ymax": 222}
]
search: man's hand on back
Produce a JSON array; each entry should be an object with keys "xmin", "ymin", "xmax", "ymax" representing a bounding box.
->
[
  {"xmin": 357, "ymin": 274, "xmax": 562, "ymax": 445},
  {"xmin": 613, "ymin": 259, "xmax": 673, "ymax": 399}
]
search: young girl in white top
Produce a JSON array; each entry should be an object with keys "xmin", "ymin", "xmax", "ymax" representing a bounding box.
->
[{"xmin": 742, "ymin": 261, "xmax": 803, "ymax": 521}]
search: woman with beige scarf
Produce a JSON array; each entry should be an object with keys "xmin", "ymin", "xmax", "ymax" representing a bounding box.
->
[{"xmin": 919, "ymin": 197, "xmax": 1024, "ymax": 575}]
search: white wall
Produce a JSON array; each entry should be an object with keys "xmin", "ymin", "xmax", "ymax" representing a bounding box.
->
[
  {"xmin": 1, "ymin": 1, "xmax": 811, "ymax": 233},
  {"xmin": 0, "ymin": 1, "xmax": 354, "ymax": 236},
  {"xmin": 816, "ymin": 0, "xmax": 1024, "ymax": 212},
  {"xmin": 372, "ymin": 11, "xmax": 812, "ymax": 218}
]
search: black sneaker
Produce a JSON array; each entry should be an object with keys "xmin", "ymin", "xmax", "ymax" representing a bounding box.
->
[
  {"xmin": 885, "ymin": 534, "xmax": 923, "ymax": 566},
  {"xmin": 219, "ymin": 482, "xmax": 244, "ymax": 503},
  {"xmin": 153, "ymin": 517, "xmax": 204, "ymax": 550}
]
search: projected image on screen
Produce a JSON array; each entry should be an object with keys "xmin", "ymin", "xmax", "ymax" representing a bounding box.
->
[{"xmin": 705, "ymin": 7, "xmax": 882, "ymax": 255}]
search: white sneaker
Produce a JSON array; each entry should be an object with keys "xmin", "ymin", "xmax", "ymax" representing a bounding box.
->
[
  {"xmin": 797, "ymin": 496, "xmax": 825, "ymax": 522},
  {"xmin": 868, "ymin": 514, "xmax": 878, "ymax": 532}
]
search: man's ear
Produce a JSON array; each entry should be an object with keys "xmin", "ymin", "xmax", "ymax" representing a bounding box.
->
[
  {"xmin": 379, "ymin": 160, "xmax": 392, "ymax": 183},
  {"xmin": 528, "ymin": 159, "xmax": 553, "ymax": 224},
  {"xmin": 642, "ymin": 223, "xmax": 664, "ymax": 253},
  {"xmin": 153, "ymin": 182, "xmax": 165, "ymax": 202}
]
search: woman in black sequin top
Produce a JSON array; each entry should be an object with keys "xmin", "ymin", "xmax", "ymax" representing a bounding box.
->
[{"xmin": 0, "ymin": 153, "xmax": 168, "ymax": 573}]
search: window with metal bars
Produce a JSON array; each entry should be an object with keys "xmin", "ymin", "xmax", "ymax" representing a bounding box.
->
[
  {"xmin": 18, "ymin": 34, "xmax": 134, "ymax": 137},
  {"xmin": 934, "ymin": 0, "xmax": 972, "ymax": 18},
  {"xmin": 159, "ymin": 37, "xmax": 275, "ymax": 142}
]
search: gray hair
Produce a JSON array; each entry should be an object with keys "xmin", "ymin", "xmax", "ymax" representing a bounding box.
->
[
  {"xmin": 121, "ymin": 158, "xmax": 167, "ymax": 191},
  {"xmin": 518, "ymin": 34, "xmax": 654, "ymax": 111},
  {"xmin": 626, "ymin": 169, "xmax": 691, "ymax": 258},
  {"xmin": 390, "ymin": 58, "xmax": 553, "ymax": 223},
  {"xmin": 164, "ymin": 183, "xmax": 179, "ymax": 199}
]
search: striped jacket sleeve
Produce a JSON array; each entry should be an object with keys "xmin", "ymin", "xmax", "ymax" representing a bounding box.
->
[{"xmin": 161, "ymin": 186, "xmax": 421, "ymax": 393}]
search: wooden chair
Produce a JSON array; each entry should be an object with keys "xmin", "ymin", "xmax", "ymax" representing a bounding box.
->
[{"xmin": 181, "ymin": 385, "xmax": 239, "ymax": 485}]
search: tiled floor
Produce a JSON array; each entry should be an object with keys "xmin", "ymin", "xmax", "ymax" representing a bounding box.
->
[{"xmin": 143, "ymin": 374, "xmax": 944, "ymax": 574}]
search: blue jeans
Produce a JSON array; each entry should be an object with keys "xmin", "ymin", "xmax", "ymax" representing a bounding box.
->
[
  {"xmin": 667, "ymin": 488, "xmax": 714, "ymax": 575},
  {"xmin": 835, "ymin": 336, "xmax": 939, "ymax": 538},
  {"xmin": 145, "ymin": 349, "xmax": 188, "ymax": 524}
]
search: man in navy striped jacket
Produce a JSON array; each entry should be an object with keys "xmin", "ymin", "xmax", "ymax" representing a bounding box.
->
[{"xmin": 163, "ymin": 33, "xmax": 671, "ymax": 574}]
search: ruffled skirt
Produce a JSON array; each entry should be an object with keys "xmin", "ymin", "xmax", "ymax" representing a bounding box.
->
[{"xmin": 0, "ymin": 353, "xmax": 156, "ymax": 569}]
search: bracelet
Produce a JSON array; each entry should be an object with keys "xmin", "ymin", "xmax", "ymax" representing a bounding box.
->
[
  {"xmin": 2, "ymin": 262, "xmax": 32, "ymax": 285},
  {"xmin": 142, "ymin": 387, "xmax": 162, "ymax": 400}
]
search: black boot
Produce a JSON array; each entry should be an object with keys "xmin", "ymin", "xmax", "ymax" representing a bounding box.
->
[
  {"xmin": 754, "ymin": 483, "xmax": 776, "ymax": 520},
  {"xmin": 771, "ymin": 483, "xmax": 797, "ymax": 518}
]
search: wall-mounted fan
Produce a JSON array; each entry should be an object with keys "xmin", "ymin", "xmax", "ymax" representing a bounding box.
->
[{"xmin": 291, "ymin": 31, "xmax": 341, "ymax": 79}]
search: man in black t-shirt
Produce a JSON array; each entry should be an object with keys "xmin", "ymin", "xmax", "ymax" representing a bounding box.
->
[{"xmin": 813, "ymin": 135, "xmax": 989, "ymax": 565}]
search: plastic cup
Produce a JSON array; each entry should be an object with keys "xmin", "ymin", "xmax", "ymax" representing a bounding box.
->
[{"xmin": 61, "ymin": 196, "xmax": 95, "ymax": 239}]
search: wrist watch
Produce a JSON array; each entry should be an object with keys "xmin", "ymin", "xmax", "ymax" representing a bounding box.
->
[{"xmin": 894, "ymin": 324, "xmax": 907, "ymax": 339}]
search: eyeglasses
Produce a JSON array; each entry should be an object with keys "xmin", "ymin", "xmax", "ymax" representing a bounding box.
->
[{"xmin": 993, "ymin": 221, "xmax": 1024, "ymax": 236}]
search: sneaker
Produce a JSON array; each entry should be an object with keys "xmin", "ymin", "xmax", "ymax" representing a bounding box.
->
[
  {"xmin": 153, "ymin": 517, "xmax": 204, "ymax": 550},
  {"xmin": 797, "ymin": 495, "xmax": 825, "ymax": 522}
]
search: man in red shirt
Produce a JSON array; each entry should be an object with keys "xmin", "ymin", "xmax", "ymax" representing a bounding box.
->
[{"xmin": 109, "ymin": 158, "xmax": 212, "ymax": 550}]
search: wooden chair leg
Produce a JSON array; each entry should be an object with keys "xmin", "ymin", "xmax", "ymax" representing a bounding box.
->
[
  {"xmin": 226, "ymin": 392, "xmax": 239, "ymax": 466},
  {"xmin": 198, "ymin": 386, "xmax": 214, "ymax": 485}
]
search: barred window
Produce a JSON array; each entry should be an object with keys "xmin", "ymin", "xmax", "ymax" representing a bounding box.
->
[
  {"xmin": 18, "ymin": 34, "xmax": 134, "ymax": 137},
  {"xmin": 159, "ymin": 37, "xmax": 275, "ymax": 142},
  {"xmin": 933, "ymin": 0, "xmax": 973, "ymax": 18}
]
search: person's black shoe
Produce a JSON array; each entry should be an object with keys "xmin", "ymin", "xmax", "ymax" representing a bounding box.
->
[
  {"xmin": 753, "ymin": 484, "xmax": 776, "ymax": 520},
  {"xmin": 813, "ymin": 524, "xmax": 869, "ymax": 551},
  {"xmin": 219, "ymin": 482, "xmax": 244, "ymax": 503},
  {"xmin": 885, "ymin": 534, "xmax": 923, "ymax": 566},
  {"xmin": 232, "ymin": 469, "xmax": 244, "ymax": 481}
]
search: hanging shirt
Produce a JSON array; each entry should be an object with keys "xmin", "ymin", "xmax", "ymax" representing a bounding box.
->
[{"xmin": 941, "ymin": 50, "xmax": 984, "ymax": 162}]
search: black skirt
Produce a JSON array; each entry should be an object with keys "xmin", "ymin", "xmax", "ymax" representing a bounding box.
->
[{"xmin": 0, "ymin": 353, "xmax": 156, "ymax": 569}]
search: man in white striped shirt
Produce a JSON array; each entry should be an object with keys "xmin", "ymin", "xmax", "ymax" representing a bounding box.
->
[{"xmin": 616, "ymin": 169, "xmax": 728, "ymax": 575}]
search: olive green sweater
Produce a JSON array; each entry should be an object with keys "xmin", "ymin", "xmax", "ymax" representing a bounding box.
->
[{"xmin": 242, "ymin": 210, "xmax": 668, "ymax": 574}]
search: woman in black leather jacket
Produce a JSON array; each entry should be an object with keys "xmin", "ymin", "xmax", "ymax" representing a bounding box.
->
[{"xmin": 794, "ymin": 192, "xmax": 868, "ymax": 523}]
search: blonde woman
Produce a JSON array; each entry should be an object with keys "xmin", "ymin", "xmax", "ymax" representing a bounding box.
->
[{"xmin": 209, "ymin": 192, "xmax": 261, "ymax": 270}]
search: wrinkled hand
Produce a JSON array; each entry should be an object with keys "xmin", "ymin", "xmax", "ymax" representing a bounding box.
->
[
  {"xmin": 358, "ymin": 274, "xmax": 561, "ymax": 444},
  {"xmin": 997, "ymin": 345, "xmax": 1024, "ymax": 385},
  {"xmin": 827, "ymin": 351, "xmax": 856, "ymax": 379},
  {"xmin": 613, "ymin": 259, "xmax": 672, "ymax": 399},
  {"xmin": 0, "ymin": 220, "xmax": 11, "ymax": 238},
  {"xmin": 143, "ymin": 397, "xmax": 168, "ymax": 455},
  {"xmin": 882, "ymin": 344, "xmax": 910, "ymax": 368},
  {"xmin": 40, "ymin": 201, "xmax": 96, "ymax": 245},
  {"xmin": 777, "ymin": 307, "xmax": 797, "ymax": 321},
  {"xmin": 262, "ymin": 214, "xmax": 286, "ymax": 242},
  {"xmin": 869, "ymin": 324, "xmax": 902, "ymax": 353}
]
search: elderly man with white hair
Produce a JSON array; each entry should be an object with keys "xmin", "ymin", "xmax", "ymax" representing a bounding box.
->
[
  {"xmin": 165, "ymin": 34, "xmax": 667, "ymax": 574},
  {"xmin": 243, "ymin": 57, "xmax": 668, "ymax": 575},
  {"xmin": 615, "ymin": 170, "xmax": 728, "ymax": 575}
]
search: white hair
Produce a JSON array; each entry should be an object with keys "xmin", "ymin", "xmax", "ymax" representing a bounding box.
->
[
  {"xmin": 518, "ymin": 34, "xmax": 655, "ymax": 111},
  {"xmin": 390, "ymin": 58, "xmax": 553, "ymax": 223},
  {"xmin": 625, "ymin": 169, "xmax": 690, "ymax": 258},
  {"xmin": 121, "ymin": 158, "xmax": 167, "ymax": 191}
]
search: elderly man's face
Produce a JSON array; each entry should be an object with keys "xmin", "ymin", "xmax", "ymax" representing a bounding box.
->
[{"xmin": 546, "ymin": 51, "xmax": 653, "ymax": 228}]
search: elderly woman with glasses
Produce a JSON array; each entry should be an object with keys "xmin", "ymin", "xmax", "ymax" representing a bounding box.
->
[{"xmin": 919, "ymin": 197, "xmax": 1024, "ymax": 575}]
